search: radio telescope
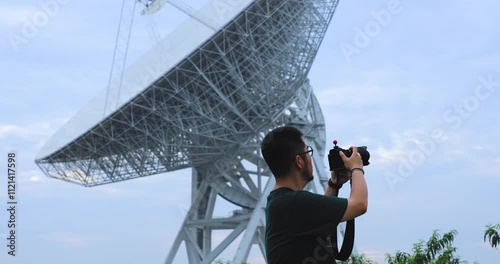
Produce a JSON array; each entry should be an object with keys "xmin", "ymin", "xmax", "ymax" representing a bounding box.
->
[{"xmin": 35, "ymin": 0, "xmax": 349, "ymax": 262}]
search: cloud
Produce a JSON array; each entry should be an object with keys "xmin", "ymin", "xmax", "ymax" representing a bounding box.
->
[
  {"xmin": 373, "ymin": 128, "xmax": 431, "ymax": 166},
  {"xmin": 371, "ymin": 125, "xmax": 487, "ymax": 169},
  {"xmin": 0, "ymin": 117, "xmax": 69, "ymax": 142},
  {"xmin": 0, "ymin": 117, "xmax": 70, "ymax": 161},
  {"xmin": 24, "ymin": 170, "xmax": 45, "ymax": 182},
  {"xmin": 0, "ymin": 125, "xmax": 27, "ymax": 138},
  {"xmin": 29, "ymin": 175, "xmax": 41, "ymax": 181},
  {"xmin": 12, "ymin": 169, "xmax": 65, "ymax": 199},
  {"xmin": 360, "ymin": 248, "xmax": 386, "ymax": 262}
]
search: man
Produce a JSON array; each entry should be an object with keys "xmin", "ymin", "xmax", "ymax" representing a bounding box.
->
[{"xmin": 262, "ymin": 126, "xmax": 368, "ymax": 264}]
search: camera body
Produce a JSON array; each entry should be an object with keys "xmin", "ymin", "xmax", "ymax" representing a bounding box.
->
[{"xmin": 328, "ymin": 140, "xmax": 370, "ymax": 172}]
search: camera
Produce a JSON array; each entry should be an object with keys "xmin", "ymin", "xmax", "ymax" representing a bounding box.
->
[{"xmin": 328, "ymin": 140, "xmax": 370, "ymax": 172}]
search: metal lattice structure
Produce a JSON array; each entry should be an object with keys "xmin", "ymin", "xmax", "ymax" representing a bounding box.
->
[{"xmin": 35, "ymin": 0, "xmax": 347, "ymax": 262}]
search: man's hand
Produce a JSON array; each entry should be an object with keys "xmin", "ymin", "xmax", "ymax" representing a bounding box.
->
[
  {"xmin": 332, "ymin": 146, "xmax": 364, "ymax": 186},
  {"xmin": 339, "ymin": 146, "xmax": 364, "ymax": 171},
  {"xmin": 331, "ymin": 169, "xmax": 350, "ymax": 185}
]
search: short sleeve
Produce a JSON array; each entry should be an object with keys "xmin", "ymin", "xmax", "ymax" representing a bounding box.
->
[{"xmin": 286, "ymin": 191, "xmax": 347, "ymax": 237}]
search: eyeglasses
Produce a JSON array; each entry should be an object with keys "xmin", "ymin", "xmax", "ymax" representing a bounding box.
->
[{"xmin": 293, "ymin": 145, "xmax": 313, "ymax": 161}]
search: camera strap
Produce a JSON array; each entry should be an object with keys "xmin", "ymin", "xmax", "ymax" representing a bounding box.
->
[{"xmin": 333, "ymin": 219, "xmax": 355, "ymax": 261}]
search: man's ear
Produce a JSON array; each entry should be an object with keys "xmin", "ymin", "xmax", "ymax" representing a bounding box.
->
[{"xmin": 293, "ymin": 155, "xmax": 305, "ymax": 170}]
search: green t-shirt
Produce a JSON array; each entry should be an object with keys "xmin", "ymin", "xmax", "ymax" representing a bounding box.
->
[{"xmin": 265, "ymin": 187, "xmax": 348, "ymax": 264}]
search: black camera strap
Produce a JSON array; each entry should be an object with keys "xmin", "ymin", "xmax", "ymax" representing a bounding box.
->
[{"xmin": 333, "ymin": 219, "xmax": 355, "ymax": 261}]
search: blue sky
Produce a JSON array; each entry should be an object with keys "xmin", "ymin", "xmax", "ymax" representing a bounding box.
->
[{"xmin": 1, "ymin": 0, "xmax": 499, "ymax": 263}]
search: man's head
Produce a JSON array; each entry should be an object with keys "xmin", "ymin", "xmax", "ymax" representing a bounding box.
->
[{"xmin": 261, "ymin": 126, "xmax": 313, "ymax": 182}]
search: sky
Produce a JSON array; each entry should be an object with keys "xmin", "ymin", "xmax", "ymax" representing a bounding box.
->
[{"xmin": 1, "ymin": 0, "xmax": 500, "ymax": 263}]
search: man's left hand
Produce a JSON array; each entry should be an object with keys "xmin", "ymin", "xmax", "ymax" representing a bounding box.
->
[{"xmin": 331, "ymin": 170, "xmax": 350, "ymax": 185}]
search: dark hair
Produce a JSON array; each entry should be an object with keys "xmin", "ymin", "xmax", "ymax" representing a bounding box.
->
[{"xmin": 261, "ymin": 126, "xmax": 306, "ymax": 178}]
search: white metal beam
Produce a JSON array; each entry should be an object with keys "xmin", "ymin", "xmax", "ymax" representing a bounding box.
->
[{"xmin": 233, "ymin": 177, "xmax": 274, "ymax": 262}]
